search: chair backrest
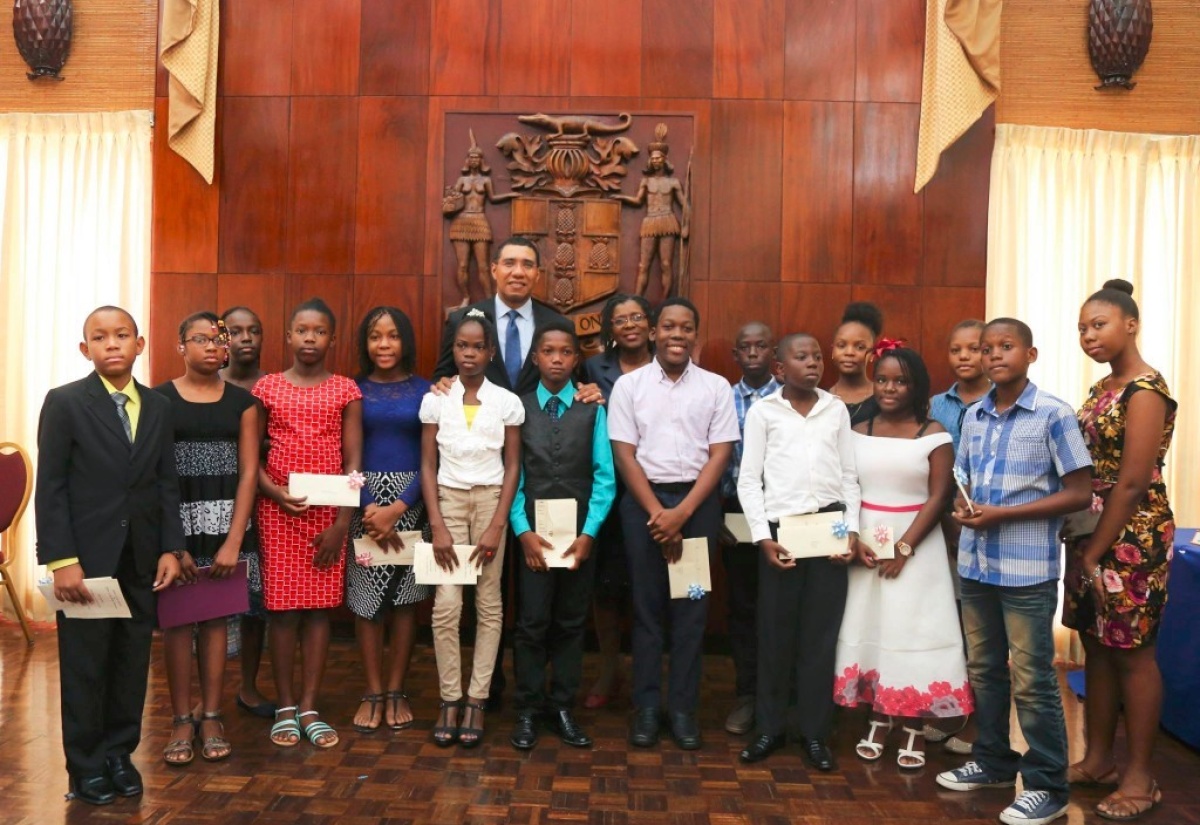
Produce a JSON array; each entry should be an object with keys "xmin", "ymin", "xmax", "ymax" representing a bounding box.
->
[{"xmin": 0, "ymin": 442, "xmax": 32, "ymax": 537}]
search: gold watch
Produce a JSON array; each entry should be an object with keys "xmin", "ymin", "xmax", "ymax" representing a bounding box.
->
[{"xmin": 895, "ymin": 541, "xmax": 913, "ymax": 557}]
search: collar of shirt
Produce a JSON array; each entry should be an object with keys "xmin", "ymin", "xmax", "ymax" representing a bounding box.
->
[
  {"xmin": 978, "ymin": 380, "xmax": 1039, "ymax": 417},
  {"xmin": 494, "ymin": 294, "xmax": 534, "ymax": 325},
  {"xmin": 762, "ymin": 385, "xmax": 836, "ymax": 416},
  {"xmin": 734, "ymin": 377, "xmax": 780, "ymax": 401},
  {"xmin": 536, "ymin": 382, "xmax": 575, "ymax": 411},
  {"xmin": 98, "ymin": 373, "xmax": 141, "ymax": 406},
  {"xmin": 450, "ymin": 376, "xmax": 503, "ymax": 403},
  {"xmin": 652, "ymin": 358, "xmax": 694, "ymax": 384}
]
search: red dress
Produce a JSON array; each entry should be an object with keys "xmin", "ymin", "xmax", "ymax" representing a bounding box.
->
[{"xmin": 253, "ymin": 373, "xmax": 362, "ymax": 610}]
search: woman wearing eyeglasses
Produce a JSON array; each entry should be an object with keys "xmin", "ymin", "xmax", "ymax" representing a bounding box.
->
[
  {"xmin": 154, "ymin": 312, "xmax": 260, "ymax": 765},
  {"xmin": 579, "ymin": 294, "xmax": 654, "ymax": 709}
]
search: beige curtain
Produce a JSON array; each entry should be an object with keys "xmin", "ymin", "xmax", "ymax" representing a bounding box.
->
[
  {"xmin": 0, "ymin": 111, "xmax": 153, "ymax": 622},
  {"xmin": 988, "ymin": 124, "xmax": 1200, "ymax": 662}
]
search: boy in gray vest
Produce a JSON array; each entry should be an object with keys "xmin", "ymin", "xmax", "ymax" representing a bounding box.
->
[{"xmin": 508, "ymin": 319, "xmax": 617, "ymax": 750}]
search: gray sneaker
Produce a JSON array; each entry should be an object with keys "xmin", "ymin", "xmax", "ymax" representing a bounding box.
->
[
  {"xmin": 724, "ymin": 695, "xmax": 755, "ymax": 735},
  {"xmin": 998, "ymin": 790, "xmax": 1069, "ymax": 825},
  {"xmin": 935, "ymin": 761, "xmax": 1017, "ymax": 792}
]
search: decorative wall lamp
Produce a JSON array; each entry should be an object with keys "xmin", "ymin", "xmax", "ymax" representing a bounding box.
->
[
  {"xmin": 1088, "ymin": 0, "xmax": 1153, "ymax": 90},
  {"xmin": 13, "ymin": 0, "xmax": 72, "ymax": 80}
]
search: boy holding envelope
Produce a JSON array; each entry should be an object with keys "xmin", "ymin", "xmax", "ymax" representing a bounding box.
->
[
  {"xmin": 736, "ymin": 332, "xmax": 860, "ymax": 769},
  {"xmin": 508, "ymin": 319, "xmax": 616, "ymax": 750}
]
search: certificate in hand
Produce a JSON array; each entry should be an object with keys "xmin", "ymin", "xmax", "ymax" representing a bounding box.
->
[
  {"xmin": 288, "ymin": 473, "xmax": 361, "ymax": 507},
  {"xmin": 724, "ymin": 513, "xmax": 752, "ymax": 544},
  {"xmin": 413, "ymin": 542, "xmax": 482, "ymax": 585},
  {"xmin": 156, "ymin": 563, "xmax": 251, "ymax": 628},
  {"xmin": 776, "ymin": 511, "xmax": 850, "ymax": 559},
  {"xmin": 535, "ymin": 498, "xmax": 577, "ymax": 568},
  {"xmin": 38, "ymin": 576, "xmax": 132, "ymax": 619},
  {"xmin": 667, "ymin": 538, "xmax": 712, "ymax": 599},
  {"xmin": 353, "ymin": 532, "xmax": 422, "ymax": 567}
]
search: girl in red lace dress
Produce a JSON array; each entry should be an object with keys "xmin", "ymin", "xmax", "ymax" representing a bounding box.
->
[{"xmin": 254, "ymin": 298, "xmax": 362, "ymax": 750}]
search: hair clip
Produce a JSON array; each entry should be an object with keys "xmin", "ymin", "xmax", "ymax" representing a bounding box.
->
[
  {"xmin": 466, "ymin": 308, "xmax": 486, "ymax": 319},
  {"xmin": 872, "ymin": 337, "xmax": 907, "ymax": 358}
]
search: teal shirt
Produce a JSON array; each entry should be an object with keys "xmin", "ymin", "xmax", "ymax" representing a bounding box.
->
[{"xmin": 510, "ymin": 382, "xmax": 616, "ymax": 539}]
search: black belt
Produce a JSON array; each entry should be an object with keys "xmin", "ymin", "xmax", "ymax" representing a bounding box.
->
[{"xmin": 651, "ymin": 481, "xmax": 695, "ymax": 494}]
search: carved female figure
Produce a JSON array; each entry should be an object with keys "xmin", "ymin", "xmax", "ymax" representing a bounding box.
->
[
  {"xmin": 443, "ymin": 131, "xmax": 517, "ymax": 306},
  {"xmin": 613, "ymin": 124, "xmax": 690, "ymax": 298}
]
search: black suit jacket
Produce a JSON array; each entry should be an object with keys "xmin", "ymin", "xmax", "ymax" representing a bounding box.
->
[
  {"xmin": 433, "ymin": 297, "xmax": 569, "ymax": 396},
  {"xmin": 35, "ymin": 372, "xmax": 185, "ymax": 579}
]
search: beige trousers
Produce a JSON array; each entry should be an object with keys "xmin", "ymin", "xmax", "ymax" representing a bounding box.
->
[{"xmin": 432, "ymin": 484, "xmax": 506, "ymax": 701}]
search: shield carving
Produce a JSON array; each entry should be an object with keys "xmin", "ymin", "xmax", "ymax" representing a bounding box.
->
[{"xmin": 511, "ymin": 196, "xmax": 621, "ymax": 313}]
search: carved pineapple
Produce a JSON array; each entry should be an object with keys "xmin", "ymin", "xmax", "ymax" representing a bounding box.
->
[
  {"xmin": 1088, "ymin": 0, "xmax": 1153, "ymax": 90},
  {"xmin": 12, "ymin": 0, "xmax": 73, "ymax": 80}
]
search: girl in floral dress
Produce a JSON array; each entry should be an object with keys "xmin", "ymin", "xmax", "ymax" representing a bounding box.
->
[
  {"xmin": 1063, "ymin": 279, "xmax": 1174, "ymax": 820},
  {"xmin": 834, "ymin": 345, "xmax": 973, "ymax": 769}
]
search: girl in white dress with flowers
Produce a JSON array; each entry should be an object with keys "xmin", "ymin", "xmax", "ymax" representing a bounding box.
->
[{"xmin": 834, "ymin": 345, "xmax": 973, "ymax": 769}]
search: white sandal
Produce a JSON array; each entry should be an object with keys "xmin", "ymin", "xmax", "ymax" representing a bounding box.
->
[
  {"xmin": 855, "ymin": 716, "xmax": 893, "ymax": 761},
  {"xmin": 897, "ymin": 726, "xmax": 926, "ymax": 769}
]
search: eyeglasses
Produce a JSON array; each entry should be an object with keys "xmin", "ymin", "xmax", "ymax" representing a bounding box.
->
[
  {"xmin": 185, "ymin": 335, "xmax": 228, "ymax": 347},
  {"xmin": 611, "ymin": 313, "xmax": 647, "ymax": 328}
]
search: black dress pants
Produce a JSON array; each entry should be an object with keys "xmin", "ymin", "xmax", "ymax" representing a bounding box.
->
[{"xmin": 513, "ymin": 553, "xmax": 596, "ymax": 712}]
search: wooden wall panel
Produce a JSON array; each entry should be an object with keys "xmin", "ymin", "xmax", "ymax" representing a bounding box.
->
[
  {"xmin": 642, "ymin": 0, "xmax": 714, "ymax": 99},
  {"xmin": 286, "ymin": 97, "xmax": 359, "ymax": 274},
  {"xmin": 152, "ymin": 98, "xmax": 219, "ymax": 274},
  {"xmin": 355, "ymin": 98, "xmax": 429, "ymax": 275},
  {"xmin": 215, "ymin": 274, "xmax": 289, "ymax": 376},
  {"xmin": 709, "ymin": 101, "xmax": 784, "ymax": 281},
  {"xmin": 218, "ymin": 97, "xmax": 291, "ymax": 274},
  {"xmin": 852, "ymin": 103, "xmax": 923, "ymax": 284},
  {"xmin": 429, "ymin": 0, "xmax": 502, "ymax": 96},
  {"xmin": 286, "ymin": 275, "xmax": 355, "ymax": 376},
  {"xmin": 291, "ymin": 0, "xmax": 362, "ymax": 96},
  {"xmin": 779, "ymin": 283, "xmax": 853, "ymax": 386},
  {"xmin": 497, "ymin": 0, "xmax": 572, "ymax": 97},
  {"xmin": 784, "ymin": 0, "xmax": 856, "ymax": 102},
  {"xmin": 923, "ymin": 110, "xmax": 993, "ymax": 288},
  {"xmin": 360, "ymin": 0, "xmax": 432, "ymax": 95},
  {"xmin": 713, "ymin": 0, "xmax": 785, "ymax": 100},
  {"xmin": 148, "ymin": 274, "xmax": 217, "ymax": 384},
  {"xmin": 781, "ymin": 101, "xmax": 854, "ymax": 282},
  {"xmin": 569, "ymin": 0, "xmax": 643, "ymax": 98},
  {"xmin": 850, "ymin": 284, "xmax": 923, "ymax": 348},
  {"xmin": 220, "ymin": 0, "xmax": 293, "ymax": 97},
  {"xmin": 855, "ymin": 0, "xmax": 924, "ymax": 103},
  {"xmin": 920, "ymin": 286, "xmax": 987, "ymax": 392},
  {"xmin": 700, "ymin": 282, "xmax": 782, "ymax": 383}
]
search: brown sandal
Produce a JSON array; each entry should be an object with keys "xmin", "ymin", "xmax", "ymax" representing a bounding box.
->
[
  {"xmin": 458, "ymin": 699, "xmax": 486, "ymax": 749},
  {"xmin": 1068, "ymin": 763, "xmax": 1119, "ymax": 786},
  {"xmin": 1096, "ymin": 782, "xmax": 1162, "ymax": 821},
  {"xmin": 198, "ymin": 711, "xmax": 231, "ymax": 761},
  {"xmin": 163, "ymin": 714, "xmax": 195, "ymax": 766}
]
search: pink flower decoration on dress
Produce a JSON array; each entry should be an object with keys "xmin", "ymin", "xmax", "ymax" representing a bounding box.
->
[
  {"xmin": 347, "ymin": 471, "xmax": 366, "ymax": 491},
  {"xmin": 1102, "ymin": 568, "xmax": 1124, "ymax": 593},
  {"xmin": 873, "ymin": 525, "xmax": 891, "ymax": 547}
]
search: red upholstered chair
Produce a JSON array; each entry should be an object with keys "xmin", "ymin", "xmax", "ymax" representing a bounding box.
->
[{"xmin": 0, "ymin": 442, "xmax": 35, "ymax": 645}]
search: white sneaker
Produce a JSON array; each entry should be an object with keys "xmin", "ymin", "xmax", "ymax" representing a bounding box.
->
[{"xmin": 998, "ymin": 790, "xmax": 1069, "ymax": 825}]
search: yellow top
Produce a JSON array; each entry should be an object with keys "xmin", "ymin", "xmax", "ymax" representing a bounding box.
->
[{"xmin": 463, "ymin": 404, "xmax": 480, "ymax": 429}]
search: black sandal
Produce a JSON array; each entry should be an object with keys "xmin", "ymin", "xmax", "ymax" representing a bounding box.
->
[
  {"xmin": 458, "ymin": 699, "xmax": 486, "ymax": 749},
  {"xmin": 386, "ymin": 690, "xmax": 414, "ymax": 731},
  {"xmin": 432, "ymin": 700, "xmax": 462, "ymax": 747},
  {"xmin": 353, "ymin": 693, "xmax": 384, "ymax": 733}
]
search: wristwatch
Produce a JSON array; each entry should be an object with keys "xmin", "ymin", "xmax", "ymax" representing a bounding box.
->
[{"xmin": 895, "ymin": 541, "xmax": 913, "ymax": 557}]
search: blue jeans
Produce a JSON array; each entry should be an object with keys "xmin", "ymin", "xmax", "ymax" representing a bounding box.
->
[{"xmin": 960, "ymin": 578, "xmax": 1068, "ymax": 796}]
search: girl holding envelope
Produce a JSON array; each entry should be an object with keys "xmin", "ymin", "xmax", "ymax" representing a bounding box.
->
[
  {"xmin": 156, "ymin": 312, "xmax": 259, "ymax": 765},
  {"xmin": 254, "ymin": 299, "xmax": 363, "ymax": 750}
]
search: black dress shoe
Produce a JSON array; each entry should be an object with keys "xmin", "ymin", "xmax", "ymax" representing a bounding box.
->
[
  {"xmin": 668, "ymin": 710, "xmax": 702, "ymax": 751},
  {"xmin": 104, "ymin": 755, "xmax": 143, "ymax": 797},
  {"xmin": 510, "ymin": 711, "xmax": 539, "ymax": 750},
  {"xmin": 629, "ymin": 707, "xmax": 660, "ymax": 748},
  {"xmin": 69, "ymin": 774, "xmax": 116, "ymax": 806},
  {"xmin": 801, "ymin": 738, "xmax": 835, "ymax": 772},
  {"xmin": 549, "ymin": 710, "xmax": 592, "ymax": 748},
  {"xmin": 739, "ymin": 733, "xmax": 786, "ymax": 764}
]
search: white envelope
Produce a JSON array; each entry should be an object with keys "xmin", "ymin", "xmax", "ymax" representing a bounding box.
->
[
  {"xmin": 38, "ymin": 576, "xmax": 131, "ymax": 619},
  {"xmin": 288, "ymin": 473, "xmax": 361, "ymax": 507},
  {"xmin": 776, "ymin": 511, "xmax": 851, "ymax": 559},
  {"xmin": 352, "ymin": 532, "xmax": 422, "ymax": 566},
  {"xmin": 724, "ymin": 513, "xmax": 753, "ymax": 544},
  {"xmin": 535, "ymin": 498, "xmax": 577, "ymax": 568},
  {"xmin": 667, "ymin": 538, "xmax": 711, "ymax": 599},
  {"xmin": 413, "ymin": 542, "xmax": 482, "ymax": 585}
]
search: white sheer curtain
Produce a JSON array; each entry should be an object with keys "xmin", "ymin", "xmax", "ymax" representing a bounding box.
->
[
  {"xmin": 0, "ymin": 111, "xmax": 152, "ymax": 622},
  {"xmin": 988, "ymin": 124, "xmax": 1199, "ymax": 662}
]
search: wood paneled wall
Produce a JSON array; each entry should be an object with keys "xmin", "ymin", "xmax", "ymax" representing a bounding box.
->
[{"xmin": 150, "ymin": 0, "xmax": 991, "ymax": 390}]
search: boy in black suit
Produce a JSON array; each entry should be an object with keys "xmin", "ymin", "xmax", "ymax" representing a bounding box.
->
[{"xmin": 37, "ymin": 306, "xmax": 183, "ymax": 805}]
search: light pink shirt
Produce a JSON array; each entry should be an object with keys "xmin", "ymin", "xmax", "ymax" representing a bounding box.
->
[{"xmin": 606, "ymin": 359, "xmax": 740, "ymax": 483}]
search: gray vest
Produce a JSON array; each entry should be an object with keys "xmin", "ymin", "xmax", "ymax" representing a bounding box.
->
[{"xmin": 520, "ymin": 392, "xmax": 597, "ymax": 533}]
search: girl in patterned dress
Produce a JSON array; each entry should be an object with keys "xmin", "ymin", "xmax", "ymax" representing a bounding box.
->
[
  {"xmin": 254, "ymin": 299, "xmax": 363, "ymax": 750},
  {"xmin": 1064, "ymin": 280, "xmax": 1174, "ymax": 819},
  {"xmin": 348, "ymin": 307, "xmax": 431, "ymax": 733},
  {"xmin": 157, "ymin": 312, "xmax": 260, "ymax": 765}
]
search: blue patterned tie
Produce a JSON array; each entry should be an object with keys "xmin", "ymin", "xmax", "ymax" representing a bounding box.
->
[
  {"xmin": 504, "ymin": 309, "xmax": 522, "ymax": 387},
  {"xmin": 546, "ymin": 396, "xmax": 561, "ymax": 421},
  {"xmin": 111, "ymin": 392, "xmax": 133, "ymax": 443}
]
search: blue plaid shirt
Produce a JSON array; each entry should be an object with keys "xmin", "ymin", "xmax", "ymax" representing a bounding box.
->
[
  {"xmin": 930, "ymin": 382, "xmax": 990, "ymax": 453},
  {"xmin": 956, "ymin": 381, "xmax": 1092, "ymax": 587},
  {"xmin": 722, "ymin": 376, "xmax": 781, "ymax": 501}
]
